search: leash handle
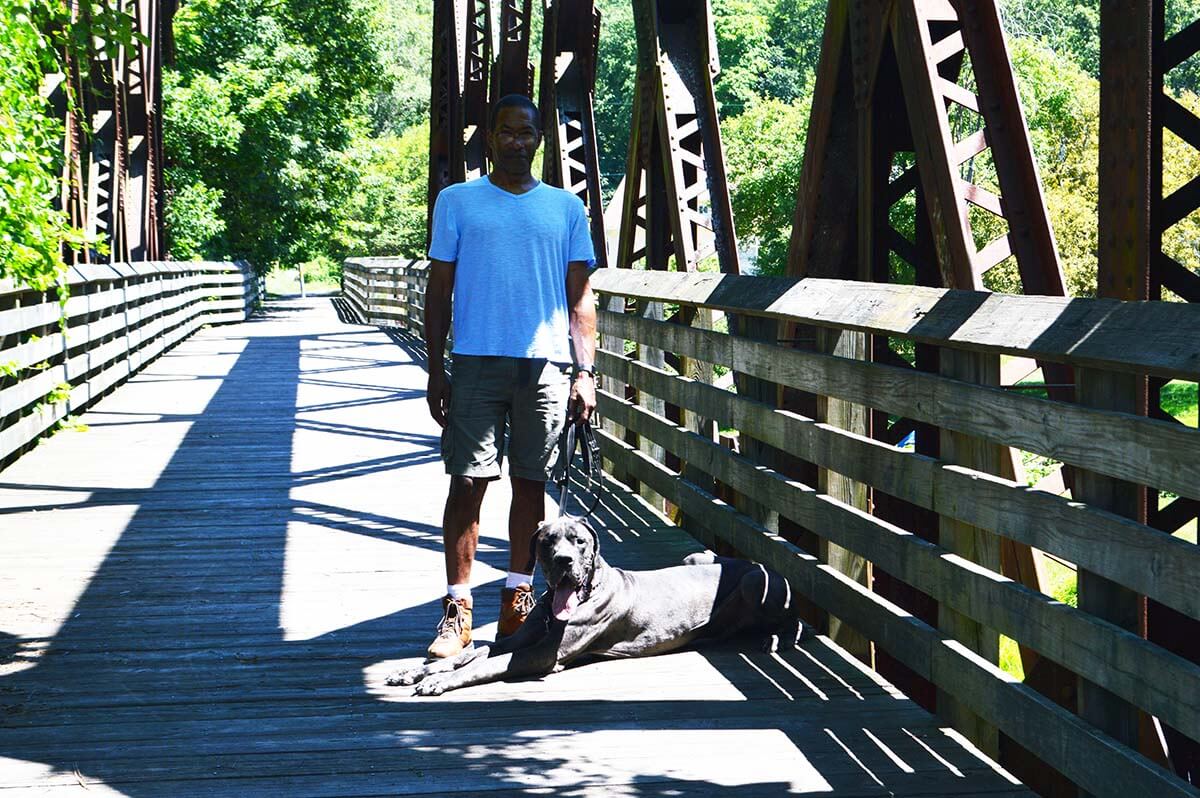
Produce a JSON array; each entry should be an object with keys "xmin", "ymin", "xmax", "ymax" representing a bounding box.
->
[{"xmin": 553, "ymin": 405, "xmax": 601, "ymax": 520}]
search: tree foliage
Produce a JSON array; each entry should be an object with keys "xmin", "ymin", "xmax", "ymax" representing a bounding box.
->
[
  {"xmin": 163, "ymin": 0, "xmax": 380, "ymax": 271},
  {"xmin": 0, "ymin": 0, "xmax": 140, "ymax": 289}
]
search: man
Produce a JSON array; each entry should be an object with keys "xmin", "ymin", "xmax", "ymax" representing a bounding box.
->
[{"xmin": 422, "ymin": 93, "xmax": 597, "ymax": 659}]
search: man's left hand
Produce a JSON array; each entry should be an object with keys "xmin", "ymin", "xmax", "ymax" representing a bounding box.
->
[{"xmin": 570, "ymin": 372, "xmax": 597, "ymax": 424}]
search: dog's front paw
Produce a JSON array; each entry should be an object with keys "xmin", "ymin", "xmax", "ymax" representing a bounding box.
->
[
  {"xmin": 413, "ymin": 675, "xmax": 451, "ymax": 696},
  {"xmin": 385, "ymin": 666, "xmax": 427, "ymax": 687}
]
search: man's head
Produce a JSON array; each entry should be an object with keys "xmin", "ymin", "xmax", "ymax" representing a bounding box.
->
[{"xmin": 488, "ymin": 94, "xmax": 542, "ymax": 176}]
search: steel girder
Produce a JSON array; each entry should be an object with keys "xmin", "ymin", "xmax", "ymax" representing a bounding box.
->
[
  {"xmin": 50, "ymin": 0, "xmax": 169, "ymax": 264},
  {"xmin": 539, "ymin": 0, "xmax": 606, "ymax": 268},
  {"xmin": 428, "ymin": 0, "xmax": 467, "ymax": 246},
  {"xmin": 491, "ymin": 0, "xmax": 535, "ymax": 106},
  {"xmin": 615, "ymin": 0, "xmax": 738, "ymax": 275},
  {"xmin": 464, "ymin": 0, "xmax": 492, "ymax": 180}
]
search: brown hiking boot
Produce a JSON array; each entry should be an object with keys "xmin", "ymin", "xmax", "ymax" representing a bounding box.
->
[
  {"xmin": 498, "ymin": 583, "xmax": 536, "ymax": 638},
  {"xmin": 427, "ymin": 596, "xmax": 472, "ymax": 659}
]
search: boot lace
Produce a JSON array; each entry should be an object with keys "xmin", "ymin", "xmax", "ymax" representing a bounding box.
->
[
  {"xmin": 436, "ymin": 601, "xmax": 465, "ymax": 637},
  {"xmin": 513, "ymin": 586, "xmax": 536, "ymax": 617}
]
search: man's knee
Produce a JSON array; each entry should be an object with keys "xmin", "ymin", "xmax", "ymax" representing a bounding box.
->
[
  {"xmin": 510, "ymin": 475, "xmax": 545, "ymax": 499},
  {"xmin": 447, "ymin": 475, "xmax": 488, "ymax": 506}
]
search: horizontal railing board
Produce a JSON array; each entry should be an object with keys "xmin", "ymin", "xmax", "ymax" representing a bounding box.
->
[
  {"xmin": 599, "ymin": 310, "xmax": 1200, "ymax": 502},
  {"xmin": 595, "ymin": 348, "xmax": 1200, "ymax": 621},
  {"xmin": 0, "ymin": 271, "xmax": 248, "ymax": 336},
  {"xmin": 1, "ymin": 263, "xmax": 258, "ymax": 464},
  {"xmin": 591, "ymin": 269, "xmax": 1200, "ymax": 381},
  {"xmin": 599, "ymin": 388, "xmax": 1200, "ymax": 742},
  {"xmin": 596, "ymin": 425, "xmax": 1200, "ymax": 798}
]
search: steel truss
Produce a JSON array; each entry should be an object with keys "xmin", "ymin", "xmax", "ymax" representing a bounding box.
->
[
  {"xmin": 491, "ymin": 0, "xmax": 535, "ymax": 106},
  {"xmin": 50, "ymin": 0, "xmax": 170, "ymax": 264},
  {"xmin": 539, "ymin": 0, "xmax": 607, "ymax": 268}
]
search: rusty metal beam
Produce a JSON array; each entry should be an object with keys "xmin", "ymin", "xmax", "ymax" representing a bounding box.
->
[
  {"xmin": 540, "ymin": 0, "xmax": 607, "ymax": 267},
  {"xmin": 463, "ymin": 0, "xmax": 491, "ymax": 179},
  {"xmin": 427, "ymin": 0, "xmax": 467, "ymax": 248},
  {"xmin": 491, "ymin": 0, "xmax": 534, "ymax": 104},
  {"xmin": 616, "ymin": 0, "xmax": 738, "ymax": 275},
  {"xmin": 1097, "ymin": 0, "xmax": 1200, "ymax": 783},
  {"xmin": 49, "ymin": 0, "xmax": 166, "ymax": 264}
]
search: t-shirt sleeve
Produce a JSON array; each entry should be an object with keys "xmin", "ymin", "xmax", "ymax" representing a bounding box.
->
[
  {"xmin": 427, "ymin": 191, "xmax": 458, "ymax": 261},
  {"xmin": 567, "ymin": 197, "xmax": 597, "ymax": 268}
]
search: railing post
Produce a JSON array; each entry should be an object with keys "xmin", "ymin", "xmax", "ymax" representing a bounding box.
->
[
  {"xmin": 815, "ymin": 326, "xmax": 873, "ymax": 664},
  {"xmin": 936, "ymin": 347, "xmax": 1003, "ymax": 759}
]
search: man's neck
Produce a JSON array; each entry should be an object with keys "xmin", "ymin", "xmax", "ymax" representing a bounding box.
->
[{"xmin": 488, "ymin": 169, "xmax": 538, "ymax": 195}]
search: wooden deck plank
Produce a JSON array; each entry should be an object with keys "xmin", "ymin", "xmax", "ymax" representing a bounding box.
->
[{"xmin": 0, "ymin": 298, "xmax": 1031, "ymax": 796}]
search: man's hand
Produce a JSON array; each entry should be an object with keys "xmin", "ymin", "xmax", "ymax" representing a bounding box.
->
[
  {"xmin": 569, "ymin": 372, "xmax": 596, "ymax": 424},
  {"xmin": 428, "ymin": 372, "xmax": 451, "ymax": 428}
]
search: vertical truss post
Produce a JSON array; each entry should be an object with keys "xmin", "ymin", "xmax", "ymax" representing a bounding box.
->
[
  {"xmin": 47, "ymin": 0, "xmax": 168, "ymax": 265},
  {"xmin": 491, "ymin": 0, "xmax": 534, "ymax": 104},
  {"xmin": 428, "ymin": 0, "xmax": 468, "ymax": 248},
  {"xmin": 540, "ymin": 0, "xmax": 607, "ymax": 268},
  {"xmin": 463, "ymin": 0, "xmax": 491, "ymax": 179}
]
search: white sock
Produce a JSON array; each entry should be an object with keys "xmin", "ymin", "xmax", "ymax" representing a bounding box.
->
[
  {"xmin": 505, "ymin": 571, "xmax": 533, "ymax": 589},
  {"xmin": 447, "ymin": 583, "xmax": 471, "ymax": 601}
]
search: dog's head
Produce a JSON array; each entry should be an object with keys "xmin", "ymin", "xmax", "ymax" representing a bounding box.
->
[{"xmin": 529, "ymin": 515, "xmax": 599, "ymax": 621}]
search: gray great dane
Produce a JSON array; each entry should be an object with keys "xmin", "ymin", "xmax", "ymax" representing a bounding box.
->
[{"xmin": 387, "ymin": 515, "xmax": 811, "ymax": 695}]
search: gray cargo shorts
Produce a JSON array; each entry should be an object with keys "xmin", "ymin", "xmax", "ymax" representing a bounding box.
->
[{"xmin": 442, "ymin": 355, "xmax": 571, "ymax": 482}]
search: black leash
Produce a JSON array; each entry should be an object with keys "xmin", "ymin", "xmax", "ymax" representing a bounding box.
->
[{"xmin": 552, "ymin": 408, "xmax": 602, "ymax": 520}]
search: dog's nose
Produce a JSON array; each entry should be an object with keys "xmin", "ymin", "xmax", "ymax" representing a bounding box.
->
[{"xmin": 553, "ymin": 554, "xmax": 573, "ymax": 570}]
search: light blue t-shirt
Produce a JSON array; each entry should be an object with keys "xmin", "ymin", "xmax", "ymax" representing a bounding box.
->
[{"xmin": 427, "ymin": 175, "xmax": 596, "ymax": 362}]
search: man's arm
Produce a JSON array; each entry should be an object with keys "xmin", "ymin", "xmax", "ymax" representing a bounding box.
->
[
  {"xmin": 566, "ymin": 260, "xmax": 596, "ymax": 423},
  {"xmin": 424, "ymin": 259, "xmax": 455, "ymax": 427}
]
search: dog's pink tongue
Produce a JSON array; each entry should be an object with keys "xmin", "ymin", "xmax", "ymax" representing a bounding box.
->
[{"xmin": 552, "ymin": 587, "xmax": 579, "ymax": 620}]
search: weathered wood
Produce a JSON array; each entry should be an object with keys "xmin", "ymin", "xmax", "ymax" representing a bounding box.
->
[
  {"xmin": 598, "ymin": 389, "xmax": 1200, "ymax": 745},
  {"xmin": 936, "ymin": 348, "xmax": 1003, "ymax": 757},
  {"xmin": 597, "ymin": 425, "xmax": 1198, "ymax": 798},
  {"xmin": 598, "ymin": 310, "xmax": 1200, "ymax": 501},
  {"xmin": 815, "ymin": 326, "xmax": 873, "ymax": 662},
  {"xmin": 589, "ymin": 269, "xmax": 1200, "ymax": 381},
  {"xmin": 594, "ymin": 347, "xmax": 1200, "ymax": 621}
]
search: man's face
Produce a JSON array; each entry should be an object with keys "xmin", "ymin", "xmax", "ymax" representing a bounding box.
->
[{"xmin": 489, "ymin": 106, "xmax": 541, "ymax": 174}]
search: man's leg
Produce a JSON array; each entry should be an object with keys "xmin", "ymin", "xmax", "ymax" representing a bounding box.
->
[
  {"xmin": 428, "ymin": 475, "xmax": 490, "ymax": 659},
  {"xmin": 509, "ymin": 476, "xmax": 547, "ymax": 571},
  {"xmin": 498, "ymin": 476, "xmax": 545, "ymax": 636},
  {"xmin": 443, "ymin": 475, "xmax": 490, "ymax": 585}
]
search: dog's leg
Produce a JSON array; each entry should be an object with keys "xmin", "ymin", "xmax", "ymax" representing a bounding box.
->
[
  {"xmin": 705, "ymin": 563, "xmax": 810, "ymax": 652},
  {"xmin": 406, "ymin": 604, "xmax": 565, "ymax": 695},
  {"xmin": 386, "ymin": 645, "xmax": 489, "ymax": 686},
  {"xmin": 746, "ymin": 566, "xmax": 813, "ymax": 652}
]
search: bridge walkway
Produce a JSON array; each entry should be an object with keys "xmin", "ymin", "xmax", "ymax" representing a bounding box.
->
[{"xmin": 0, "ymin": 297, "xmax": 1032, "ymax": 796}]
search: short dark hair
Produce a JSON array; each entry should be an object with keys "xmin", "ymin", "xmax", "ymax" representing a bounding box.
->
[{"xmin": 490, "ymin": 94, "xmax": 541, "ymax": 132}]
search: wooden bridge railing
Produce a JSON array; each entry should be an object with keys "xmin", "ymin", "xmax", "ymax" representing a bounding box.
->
[
  {"xmin": 342, "ymin": 257, "xmax": 1200, "ymax": 798},
  {"xmin": 0, "ymin": 260, "xmax": 261, "ymax": 465}
]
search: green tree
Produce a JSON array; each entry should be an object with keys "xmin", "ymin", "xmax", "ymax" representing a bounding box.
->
[
  {"xmin": 164, "ymin": 0, "xmax": 380, "ymax": 270},
  {"xmin": 338, "ymin": 122, "xmax": 429, "ymax": 257},
  {"xmin": 722, "ymin": 97, "xmax": 810, "ymax": 275}
]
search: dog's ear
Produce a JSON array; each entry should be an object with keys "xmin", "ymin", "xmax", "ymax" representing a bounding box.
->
[
  {"xmin": 524, "ymin": 526, "xmax": 544, "ymax": 575},
  {"xmin": 578, "ymin": 517, "xmax": 600, "ymax": 556}
]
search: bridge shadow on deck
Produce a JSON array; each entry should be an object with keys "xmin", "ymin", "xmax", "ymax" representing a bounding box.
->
[{"xmin": 0, "ymin": 299, "xmax": 1026, "ymax": 796}]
